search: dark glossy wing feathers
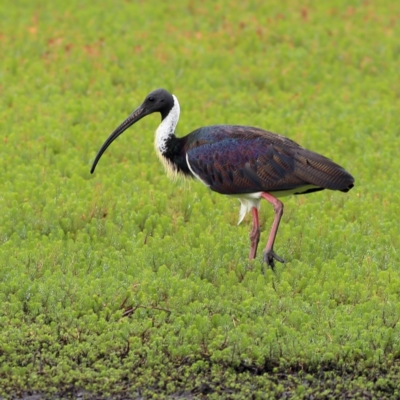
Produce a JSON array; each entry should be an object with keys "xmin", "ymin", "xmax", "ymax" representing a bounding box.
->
[{"xmin": 185, "ymin": 125, "xmax": 354, "ymax": 195}]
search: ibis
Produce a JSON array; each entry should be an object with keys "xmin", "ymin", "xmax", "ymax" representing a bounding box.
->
[{"xmin": 91, "ymin": 89, "xmax": 354, "ymax": 270}]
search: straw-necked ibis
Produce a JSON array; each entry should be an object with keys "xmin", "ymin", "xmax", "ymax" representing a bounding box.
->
[{"xmin": 91, "ymin": 89, "xmax": 354, "ymax": 270}]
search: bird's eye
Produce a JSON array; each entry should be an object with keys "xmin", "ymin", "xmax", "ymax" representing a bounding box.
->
[{"xmin": 148, "ymin": 96, "xmax": 155, "ymax": 102}]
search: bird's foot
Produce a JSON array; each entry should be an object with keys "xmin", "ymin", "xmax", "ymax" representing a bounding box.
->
[{"xmin": 263, "ymin": 249, "xmax": 285, "ymax": 272}]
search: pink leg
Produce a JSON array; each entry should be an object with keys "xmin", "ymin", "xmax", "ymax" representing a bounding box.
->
[
  {"xmin": 261, "ymin": 192, "xmax": 285, "ymax": 270},
  {"xmin": 249, "ymin": 207, "xmax": 260, "ymax": 260}
]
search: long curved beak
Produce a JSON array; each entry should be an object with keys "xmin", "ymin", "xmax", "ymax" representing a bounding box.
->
[{"xmin": 90, "ymin": 105, "xmax": 148, "ymax": 173}]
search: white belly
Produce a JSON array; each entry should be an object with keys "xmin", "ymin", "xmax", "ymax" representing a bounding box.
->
[{"xmin": 227, "ymin": 184, "xmax": 319, "ymax": 224}]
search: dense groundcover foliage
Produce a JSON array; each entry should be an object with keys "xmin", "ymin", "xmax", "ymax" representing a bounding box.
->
[{"xmin": 1, "ymin": 1, "xmax": 400, "ymax": 398}]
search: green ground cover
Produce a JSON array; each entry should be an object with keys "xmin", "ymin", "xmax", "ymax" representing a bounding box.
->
[{"xmin": 1, "ymin": 0, "xmax": 400, "ymax": 398}]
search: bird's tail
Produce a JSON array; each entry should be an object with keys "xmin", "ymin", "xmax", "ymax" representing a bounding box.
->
[{"xmin": 294, "ymin": 149, "xmax": 354, "ymax": 192}]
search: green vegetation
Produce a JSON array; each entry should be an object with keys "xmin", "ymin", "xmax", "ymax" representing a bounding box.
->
[{"xmin": 1, "ymin": 0, "xmax": 400, "ymax": 398}]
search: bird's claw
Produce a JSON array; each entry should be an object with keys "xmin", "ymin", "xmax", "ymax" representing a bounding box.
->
[{"xmin": 263, "ymin": 249, "xmax": 285, "ymax": 271}]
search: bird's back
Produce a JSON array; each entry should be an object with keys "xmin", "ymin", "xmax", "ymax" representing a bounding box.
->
[{"xmin": 183, "ymin": 125, "xmax": 354, "ymax": 195}]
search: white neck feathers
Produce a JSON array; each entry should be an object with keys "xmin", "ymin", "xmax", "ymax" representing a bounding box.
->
[{"xmin": 155, "ymin": 94, "xmax": 180, "ymax": 155}]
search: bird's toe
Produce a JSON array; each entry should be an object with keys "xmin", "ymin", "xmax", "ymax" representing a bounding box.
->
[{"xmin": 263, "ymin": 250, "xmax": 285, "ymax": 271}]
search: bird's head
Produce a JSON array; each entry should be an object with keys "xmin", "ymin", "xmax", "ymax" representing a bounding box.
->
[{"xmin": 90, "ymin": 88, "xmax": 174, "ymax": 173}]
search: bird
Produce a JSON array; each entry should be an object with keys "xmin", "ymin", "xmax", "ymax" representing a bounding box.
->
[{"xmin": 91, "ymin": 88, "xmax": 354, "ymax": 270}]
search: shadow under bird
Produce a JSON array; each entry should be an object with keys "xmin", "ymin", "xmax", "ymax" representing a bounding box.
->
[{"xmin": 91, "ymin": 89, "xmax": 354, "ymax": 270}]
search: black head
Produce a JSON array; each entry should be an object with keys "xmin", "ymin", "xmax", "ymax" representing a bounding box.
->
[
  {"xmin": 141, "ymin": 88, "xmax": 174, "ymax": 120},
  {"xmin": 90, "ymin": 88, "xmax": 174, "ymax": 173}
]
